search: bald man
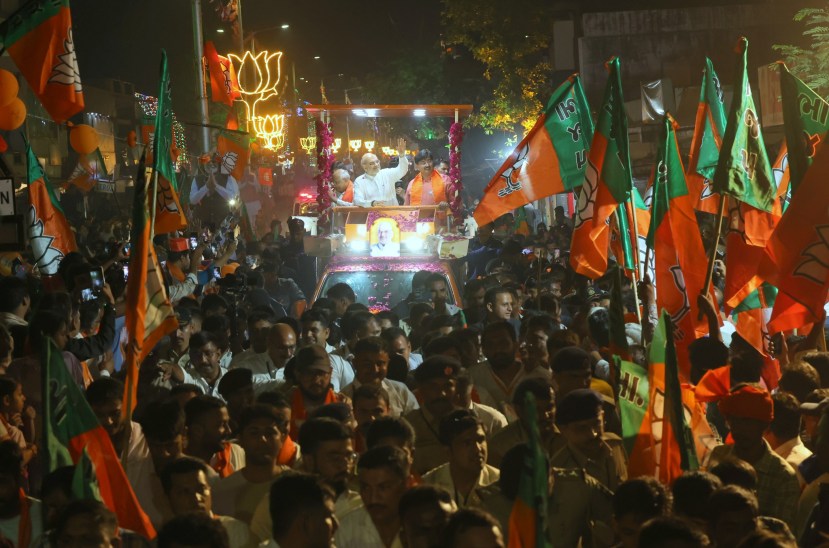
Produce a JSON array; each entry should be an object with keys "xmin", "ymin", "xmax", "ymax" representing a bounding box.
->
[
  {"xmin": 353, "ymin": 137, "xmax": 408, "ymax": 207},
  {"xmin": 231, "ymin": 323, "xmax": 297, "ymax": 395},
  {"xmin": 329, "ymin": 169, "xmax": 355, "ymax": 206}
]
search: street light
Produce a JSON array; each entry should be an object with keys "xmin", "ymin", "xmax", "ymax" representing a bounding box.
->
[
  {"xmin": 281, "ymin": 23, "xmax": 290, "ymax": 29},
  {"xmin": 314, "ymin": 56, "xmax": 320, "ymax": 60},
  {"xmin": 217, "ymin": 28, "xmax": 224, "ymax": 33}
]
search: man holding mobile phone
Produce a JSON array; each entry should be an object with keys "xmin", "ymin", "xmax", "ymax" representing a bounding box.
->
[{"xmin": 167, "ymin": 242, "xmax": 208, "ymax": 304}]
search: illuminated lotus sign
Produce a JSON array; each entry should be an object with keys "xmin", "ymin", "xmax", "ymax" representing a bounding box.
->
[{"xmin": 228, "ymin": 50, "xmax": 286, "ymax": 151}]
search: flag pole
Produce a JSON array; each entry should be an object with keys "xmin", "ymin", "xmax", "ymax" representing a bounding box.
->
[
  {"xmin": 701, "ymin": 194, "xmax": 727, "ymax": 301},
  {"xmin": 626, "ymin": 197, "xmax": 643, "ymax": 323},
  {"xmin": 148, "ymin": 166, "xmax": 158, "ymax": 242},
  {"xmin": 615, "ymin": 207, "xmax": 642, "ymax": 323}
]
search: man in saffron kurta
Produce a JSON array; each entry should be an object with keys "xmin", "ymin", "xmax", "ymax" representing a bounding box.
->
[
  {"xmin": 405, "ymin": 149, "xmax": 449, "ymax": 207},
  {"xmin": 330, "ymin": 169, "xmax": 355, "ymax": 206}
]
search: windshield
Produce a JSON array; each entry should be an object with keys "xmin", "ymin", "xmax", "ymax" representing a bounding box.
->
[{"xmin": 318, "ymin": 270, "xmax": 455, "ymax": 311}]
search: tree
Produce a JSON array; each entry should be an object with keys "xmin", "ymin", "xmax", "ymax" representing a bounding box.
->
[
  {"xmin": 774, "ymin": 5, "xmax": 829, "ymax": 96},
  {"xmin": 441, "ymin": 0, "xmax": 555, "ymax": 134}
]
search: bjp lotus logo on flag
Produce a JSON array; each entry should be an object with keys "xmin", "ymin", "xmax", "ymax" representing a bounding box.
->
[{"xmin": 47, "ymin": 28, "xmax": 81, "ymax": 92}]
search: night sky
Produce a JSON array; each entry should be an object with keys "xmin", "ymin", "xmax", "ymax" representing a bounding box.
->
[{"xmin": 72, "ymin": 0, "xmax": 445, "ymax": 120}]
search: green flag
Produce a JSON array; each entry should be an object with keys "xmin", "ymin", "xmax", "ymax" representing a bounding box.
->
[
  {"xmin": 689, "ymin": 58, "xmax": 728, "ymax": 181},
  {"xmin": 652, "ymin": 311, "xmax": 699, "ymax": 475},
  {"xmin": 780, "ymin": 62, "xmax": 829, "ymax": 195},
  {"xmin": 507, "ymin": 392, "xmax": 552, "ymax": 547},
  {"xmin": 153, "ymin": 49, "xmax": 176, "ymax": 191},
  {"xmin": 42, "ymin": 336, "xmax": 157, "ymax": 537},
  {"xmin": 72, "ymin": 448, "xmax": 103, "ymax": 502},
  {"xmin": 616, "ymin": 355, "xmax": 649, "ymax": 457},
  {"xmin": 712, "ymin": 37, "xmax": 776, "ymax": 212}
]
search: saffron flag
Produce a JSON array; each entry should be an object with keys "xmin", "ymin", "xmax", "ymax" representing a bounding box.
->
[
  {"xmin": 779, "ymin": 62, "xmax": 829, "ymax": 196},
  {"xmin": 42, "ymin": 337, "xmax": 155, "ymax": 538},
  {"xmin": 759, "ymin": 134, "xmax": 829, "ymax": 333},
  {"xmin": 641, "ymin": 312, "xmax": 699, "ymax": 483},
  {"xmin": 217, "ymin": 130, "xmax": 250, "ymax": 181},
  {"xmin": 123, "ymin": 153, "xmax": 178, "ymax": 420},
  {"xmin": 687, "ymin": 58, "xmax": 727, "ymax": 214},
  {"xmin": 507, "ymin": 393, "xmax": 552, "ymax": 548},
  {"xmin": 712, "ymin": 37, "xmax": 776, "ymax": 213},
  {"xmin": 68, "ymin": 148, "xmax": 108, "ymax": 193},
  {"xmin": 0, "ymin": 0, "xmax": 83, "ymax": 123},
  {"xmin": 724, "ymin": 145, "xmax": 789, "ymax": 312},
  {"xmin": 204, "ymin": 41, "xmax": 240, "ymax": 106},
  {"xmin": 732, "ymin": 283, "xmax": 777, "ymax": 357},
  {"xmin": 647, "ymin": 115, "xmax": 708, "ymax": 378},
  {"xmin": 611, "ymin": 188, "xmax": 650, "ymax": 278},
  {"xmin": 473, "ymin": 74, "xmax": 593, "ymax": 226},
  {"xmin": 570, "ymin": 57, "xmax": 633, "ymax": 279},
  {"xmin": 151, "ymin": 50, "xmax": 187, "ymax": 234},
  {"xmin": 26, "ymin": 141, "xmax": 77, "ymax": 276}
]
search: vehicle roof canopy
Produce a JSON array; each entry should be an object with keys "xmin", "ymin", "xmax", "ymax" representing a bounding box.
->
[{"xmin": 304, "ymin": 104, "xmax": 473, "ymax": 119}]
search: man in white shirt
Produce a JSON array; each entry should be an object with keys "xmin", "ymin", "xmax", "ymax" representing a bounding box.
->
[
  {"xmin": 266, "ymin": 472, "xmax": 339, "ymax": 548},
  {"xmin": 190, "ymin": 170, "xmax": 240, "ymax": 206},
  {"xmin": 184, "ymin": 331, "xmax": 227, "ymax": 399},
  {"xmin": 353, "ymin": 137, "xmax": 408, "ymax": 207},
  {"xmin": 300, "ymin": 309, "xmax": 354, "ymax": 391},
  {"xmin": 230, "ymin": 324, "xmax": 296, "ymax": 394},
  {"xmin": 341, "ymin": 337, "xmax": 418, "ymax": 417},
  {"xmin": 335, "ymin": 445, "xmax": 409, "ymax": 548},
  {"xmin": 381, "ymin": 328, "xmax": 422, "ymax": 371},
  {"xmin": 426, "ymin": 273, "xmax": 460, "ymax": 316},
  {"xmin": 160, "ymin": 456, "xmax": 254, "ymax": 547}
]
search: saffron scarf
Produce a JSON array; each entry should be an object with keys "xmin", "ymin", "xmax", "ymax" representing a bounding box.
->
[
  {"xmin": 210, "ymin": 442, "xmax": 235, "ymax": 478},
  {"xmin": 277, "ymin": 434, "xmax": 298, "ymax": 466},
  {"xmin": 409, "ymin": 171, "xmax": 446, "ymax": 205},
  {"xmin": 290, "ymin": 387, "xmax": 336, "ymax": 439}
]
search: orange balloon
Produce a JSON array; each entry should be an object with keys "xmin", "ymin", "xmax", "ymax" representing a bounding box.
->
[
  {"xmin": 69, "ymin": 124, "xmax": 98, "ymax": 154},
  {"xmin": 0, "ymin": 70, "xmax": 18, "ymax": 107},
  {"xmin": 127, "ymin": 130, "xmax": 137, "ymax": 148},
  {"xmin": 0, "ymin": 98, "xmax": 26, "ymax": 131}
]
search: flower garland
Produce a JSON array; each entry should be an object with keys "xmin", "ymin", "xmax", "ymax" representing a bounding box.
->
[
  {"xmin": 314, "ymin": 120, "xmax": 334, "ymax": 229},
  {"xmin": 446, "ymin": 122, "xmax": 464, "ymax": 223}
]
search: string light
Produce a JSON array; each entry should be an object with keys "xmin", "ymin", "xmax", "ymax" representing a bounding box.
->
[
  {"xmin": 135, "ymin": 92, "xmax": 188, "ymax": 167},
  {"xmin": 331, "ymin": 138, "xmax": 341, "ymax": 154}
]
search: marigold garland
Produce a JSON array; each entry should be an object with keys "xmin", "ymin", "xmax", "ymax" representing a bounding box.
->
[
  {"xmin": 447, "ymin": 122, "xmax": 464, "ymax": 223},
  {"xmin": 314, "ymin": 120, "xmax": 334, "ymax": 229}
]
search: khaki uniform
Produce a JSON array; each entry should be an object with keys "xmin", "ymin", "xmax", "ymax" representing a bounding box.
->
[
  {"xmin": 405, "ymin": 408, "xmax": 448, "ymax": 476},
  {"xmin": 422, "ymin": 463, "xmax": 500, "ymax": 508},
  {"xmin": 478, "ymin": 468, "xmax": 614, "ymax": 548},
  {"xmin": 487, "ymin": 421, "xmax": 567, "ymax": 468},
  {"xmin": 550, "ymin": 434, "xmax": 628, "ymax": 491}
]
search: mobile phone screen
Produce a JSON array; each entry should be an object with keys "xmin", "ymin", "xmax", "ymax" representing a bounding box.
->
[
  {"xmin": 122, "ymin": 265, "xmax": 129, "ymax": 281},
  {"xmin": 213, "ymin": 266, "xmax": 221, "ymax": 279},
  {"xmin": 89, "ymin": 268, "xmax": 104, "ymax": 293},
  {"xmin": 81, "ymin": 288, "xmax": 95, "ymax": 302},
  {"xmin": 189, "ymin": 237, "xmax": 198, "ymax": 250}
]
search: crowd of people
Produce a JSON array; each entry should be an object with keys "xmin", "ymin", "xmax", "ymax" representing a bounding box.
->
[{"xmin": 0, "ymin": 153, "xmax": 827, "ymax": 547}]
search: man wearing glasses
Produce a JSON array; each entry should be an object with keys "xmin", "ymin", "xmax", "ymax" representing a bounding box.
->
[{"xmin": 353, "ymin": 137, "xmax": 408, "ymax": 207}]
